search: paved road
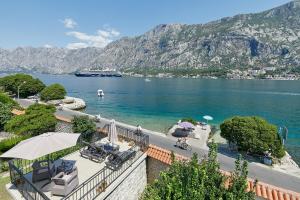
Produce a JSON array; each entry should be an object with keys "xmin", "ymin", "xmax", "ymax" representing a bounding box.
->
[{"xmin": 17, "ymin": 99, "xmax": 300, "ymax": 192}]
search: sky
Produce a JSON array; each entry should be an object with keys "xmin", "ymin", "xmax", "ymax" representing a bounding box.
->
[{"xmin": 0, "ymin": 0, "xmax": 292, "ymax": 49}]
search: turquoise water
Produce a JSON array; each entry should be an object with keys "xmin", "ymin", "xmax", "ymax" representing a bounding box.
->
[{"xmin": 33, "ymin": 74, "xmax": 300, "ymax": 162}]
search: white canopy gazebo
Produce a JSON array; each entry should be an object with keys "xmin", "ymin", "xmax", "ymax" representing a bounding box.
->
[{"xmin": 0, "ymin": 132, "xmax": 80, "ymax": 160}]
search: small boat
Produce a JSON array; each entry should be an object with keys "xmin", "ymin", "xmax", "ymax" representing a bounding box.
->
[
  {"xmin": 144, "ymin": 78, "xmax": 151, "ymax": 82},
  {"xmin": 97, "ymin": 89, "xmax": 104, "ymax": 97}
]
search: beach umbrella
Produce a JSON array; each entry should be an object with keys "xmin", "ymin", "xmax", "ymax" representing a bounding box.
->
[
  {"xmin": 108, "ymin": 119, "xmax": 118, "ymax": 144},
  {"xmin": 203, "ymin": 115, "xmax": 213, "ymax": 124},
  {"xmin": 136, "ymin": 125, "xmax": 142, "ymax": 134},
  {"xmin": 0, "ymin": 132, "xmax": 80, "ymax": 160},
  {"xmin": 178, "ymin": 121, "xmax": 194, "ymax": 129}
]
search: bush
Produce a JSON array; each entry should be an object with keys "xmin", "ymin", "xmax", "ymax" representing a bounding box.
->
[
  {"xmin": 0, "ymin": 135, "xmax": 30, "ymax": 154},
  {"xmin": 0, "ymin": 73, "xmax": 45, "ymax": 98},
  {"xmin": 0, "ymin": 103, "xmax": 13, "ymax": 131},
  {"xmin": 26, "ymin": 103, "xmax": 56, "ymax": 114},
  {"xmin": 40, "ymin": 84, "xmax": 66, "ymax": 101},
  {"xmin": 220, "ymin": 116, "xmax": 285, "ymax": 158},
  {"xmin": 181, "ymin": 117, "xmax": 197, "ymax": 125},
  {"xmin": 141, "ymin": 142, "xmax": 255, "ymax": 200},
  {"xmin": 0, "ymin": 92, "xmax": 17, "ymax": 106},
  {"xmin": 4, "ymin": 104, "xmax": 57, "ymax": 136},
  {"xmin": 72, "ymin": 116, "xmax": 96, "ymax": 141}
]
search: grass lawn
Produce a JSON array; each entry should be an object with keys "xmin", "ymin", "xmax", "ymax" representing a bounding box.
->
[{"xmin": 0, "ymin": 175, "xmax": 11, "ymax": 200}]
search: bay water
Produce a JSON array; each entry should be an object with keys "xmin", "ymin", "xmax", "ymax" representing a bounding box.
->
[{"xmin": 30, "ymin": 74, "xmax": 300, "ymax": 163}]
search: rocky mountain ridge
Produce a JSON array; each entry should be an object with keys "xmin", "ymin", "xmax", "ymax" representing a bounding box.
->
[{"xmin": 0, "ymin": 0, "xmax": 300, "ymax": 74}]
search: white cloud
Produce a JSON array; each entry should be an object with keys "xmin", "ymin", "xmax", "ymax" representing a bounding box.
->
[
  {"xmin": 61, "ymin": 18, "xmax": 77, "ymax": 29},
  {"xmin": 66, "ymin": 28, "xmax": 120, "ymax": 49},
  {"xmin": 43, "ymin": 44, "xmax": 53, "ymax": 48}
]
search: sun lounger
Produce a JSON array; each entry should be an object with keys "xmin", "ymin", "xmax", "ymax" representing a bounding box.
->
[
  {"xmin": 79, "ymin": 141, "xmax": 107, "ymax": 163},
  {"xmin": 105, "ymin": 148, "xmax": 136, "ymax": 170}
]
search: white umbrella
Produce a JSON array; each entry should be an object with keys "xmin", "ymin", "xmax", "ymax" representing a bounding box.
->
[
  {"xmin": 203, "ymin": 115, "xmax": 213, "ymax": 124},
  {"xmin": 0, "ymin": 132, "xmax": 80, "ymax": 160},
  {"xmin": 108, "ymin": 119, "xmax": 118, "ymax": 144}
]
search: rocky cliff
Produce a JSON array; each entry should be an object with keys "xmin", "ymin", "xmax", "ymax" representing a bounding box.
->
[{"xmin": 0, "ymin": 0, "xmax": 299, "ymax": 74}]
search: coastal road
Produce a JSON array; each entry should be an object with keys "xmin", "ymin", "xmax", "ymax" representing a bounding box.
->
[{"xmin": 17, "ymin": 99, "xmax": 300, "ymax": 192}]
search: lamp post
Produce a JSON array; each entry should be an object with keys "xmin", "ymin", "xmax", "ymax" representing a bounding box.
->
[{"xmin": 17, "ymin": 81, "xmax": 26, "ymax": 99}]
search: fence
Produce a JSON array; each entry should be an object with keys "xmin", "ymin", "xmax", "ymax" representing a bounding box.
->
[
  {"xmin": 64, "ymin": 149, "xmax": 144, "ymax": 200},
  {"xmin": 99, "ymin": 124, "xmax": 150, "ymax": 151},
  {"xmin": 9, "ymin": 161, "xmax": 50, "ymax": 200},
  {"xmin": 8, "ymin": 125, "xmax": 149, "ymax": 200}
]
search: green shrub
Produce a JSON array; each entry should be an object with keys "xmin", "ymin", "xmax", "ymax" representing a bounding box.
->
[
  {"xmin": 0, "ymin": 92, "xmax": 17, "ymax": 106},
  {"xmin": 220, "ymin": 116, "xmax": 285, "ymax": 158},
  {"xmin": 72, "ymin": 116, "xmax": 96, "ymax": 141},
  {"xmin": 0, "ymin": 135, "xmax": 30, "ymax": 153},
  {"xmin": 4, "ymin": 104, "xmax": 57, "ymax": 136},
  {"xmin": 0, "ymin": 103, "xmax": 13, "ymax": 131},
  {"xmin": 141, "ymin": 142, "xmax": 255, "ymax": 200},
  {"xmin": 0, "ymin": 73, "xmax": 45, "ymax": 98},
  {"xmin": 40, "ymin": 83, "xmax": 66, "ymax": 101},
  {"xmin": 181, "ymin": 117, "xmax": 198, "ymax": 125},
  {"xmin": 26, "ymin": 103, "xmax": 56, "ymax": 114}
]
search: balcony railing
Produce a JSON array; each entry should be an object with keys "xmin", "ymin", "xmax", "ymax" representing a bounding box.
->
[
  {"xmin": 8, "ymin": 125, "xmax": 149, "ymax": 200},
  {"xmin": 64, "ymin": 149, "xmax": 144, "ymax": 200},
  {"xmin": 9, "ymin": 161, "xmax": 50, "ymax": 200}
]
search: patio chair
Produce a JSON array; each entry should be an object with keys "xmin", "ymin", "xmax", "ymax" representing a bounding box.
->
[
  {"xmin": 80, "ymin": 142, "xmax": 107, "ymax": 163},
  {"xmin": 51, "ymin": 167, "xmax": 79, "ymax": 197},
  {"xmin": 106, "ymin": 147, "xmax": 136, "ymax": 170},
  {"xmin": 32, "ymin": 160, "xmax": 56, "ymax": 183}
]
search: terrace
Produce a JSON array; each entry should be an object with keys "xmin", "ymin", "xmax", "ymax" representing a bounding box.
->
[{"xmin": 6, "ymin": 126, "xmax": 149, "ymax": 200}]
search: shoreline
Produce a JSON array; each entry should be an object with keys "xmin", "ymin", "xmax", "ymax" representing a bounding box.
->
[
  {"xmin": 61, "ymin": 102, "xmax": 300, "ymax": 179},
  {"xmin": 1, "ymin": 72, "xmax": 300, "ymax": 81},
  {"xmin": 15, "ymin": 98, "xmax": 300, "ymax": 189}
]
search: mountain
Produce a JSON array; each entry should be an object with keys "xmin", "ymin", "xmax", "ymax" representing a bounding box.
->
[
  {"xmin": 0, "ymin": 0, "xmax": 300, "ymax": 74},
  {"xmin": 0, "ymin": 47, "xmax": 102, "ymax": 74}
]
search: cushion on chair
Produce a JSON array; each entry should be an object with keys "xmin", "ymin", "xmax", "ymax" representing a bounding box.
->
[
  {"xmin": 53, "ymin": 178, "xmax": 65, "ymax": 186},
  {"xmin": 32, "ymin": 161, "xmax": 41, "ymax": 169},
  {"xmin": 37, "ymin": 168, "xmax": 48, "ymax": 173}
]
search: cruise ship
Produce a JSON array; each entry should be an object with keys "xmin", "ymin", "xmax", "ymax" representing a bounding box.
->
[{"xmin": 75, "ymin": 69, "xmax": 122, "ymax": 77}]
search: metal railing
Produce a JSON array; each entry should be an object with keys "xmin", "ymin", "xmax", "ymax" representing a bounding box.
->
[
  {"xmin": 100, "ymin": 124, "xmax": 150, "ymax": 151},
  {"xmin": 8, "ymin": 126, "xmax": 149, "ymax": 200},
  {"xmin": 64, "ymin": 150, "xmax": 144, "ymax": 200},
  {"xmin": 10, "ymin": 144, "xmax": 81, "ymax": 175},
  {"xmin": 9, "ymin": 161, "xmax": 50, "ymax": 200}
]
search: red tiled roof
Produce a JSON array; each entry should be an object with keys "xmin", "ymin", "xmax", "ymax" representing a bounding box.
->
[
  {"xmin": 146, "ymin": 145, "xmax": 300, "ymax": 200},
  {"xmin": 146, "ymin": 144, "xmax": 187, "ymax": 165}
]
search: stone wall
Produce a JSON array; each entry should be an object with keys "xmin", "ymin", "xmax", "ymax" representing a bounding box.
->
[
  {"xmin": 98, "ymin": 154, "xmax": 147, "ymax": 200},
  {"xmin": 146, "ymin": 157, "xmax": 169, "ymax": 183}
]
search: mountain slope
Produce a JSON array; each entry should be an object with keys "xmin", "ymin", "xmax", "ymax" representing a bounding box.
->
[
  {"xmin": 0, "ymin": 0, "xmax": 300, "ymax": 74},
  {"xmin": 95, "ymin": 0, "xmax": 300, "ymax": 70}
]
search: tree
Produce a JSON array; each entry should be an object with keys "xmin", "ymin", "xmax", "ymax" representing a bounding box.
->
[
  {"xmin": 72, "ymin": 116, "xmax": 96, "ymax": 141},
  {"xmin": 220, "ymin": 116, "xmax": 285, "ymax": 158},
  {"xmin": 141, "ymin": 142, "xmax": 255, "ymax": 200},
  {"xmin": 4, "ymin": 104, "xmax": 57, "ymax": 136},
  {"xmin": 40, "ymin": 83, "xmax": 66, "ymax": 101},
  {"xmin": 0, "ymin": 74, "xmax": 45, "ymax": 98},
  {"xmin": 0, "ymin": 103, "xmax": 12, "ymax": 131},
  {"xmin": 0, "ymin": 93, "xmax": 18, "ymax": 131},
  {"xmin": 0, "ymin": 92, "xmax": 17, "ymax": 106}
]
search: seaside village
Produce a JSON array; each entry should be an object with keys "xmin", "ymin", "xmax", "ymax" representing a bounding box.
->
[{"xmin": 0, "ymin": 73, "xmax": 299, "ymax": 200}]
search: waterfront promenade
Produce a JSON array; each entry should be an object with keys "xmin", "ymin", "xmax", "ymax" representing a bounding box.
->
[{"xmin": 16, "ymin": 99, "xmax": 300, "ymax": 192}]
